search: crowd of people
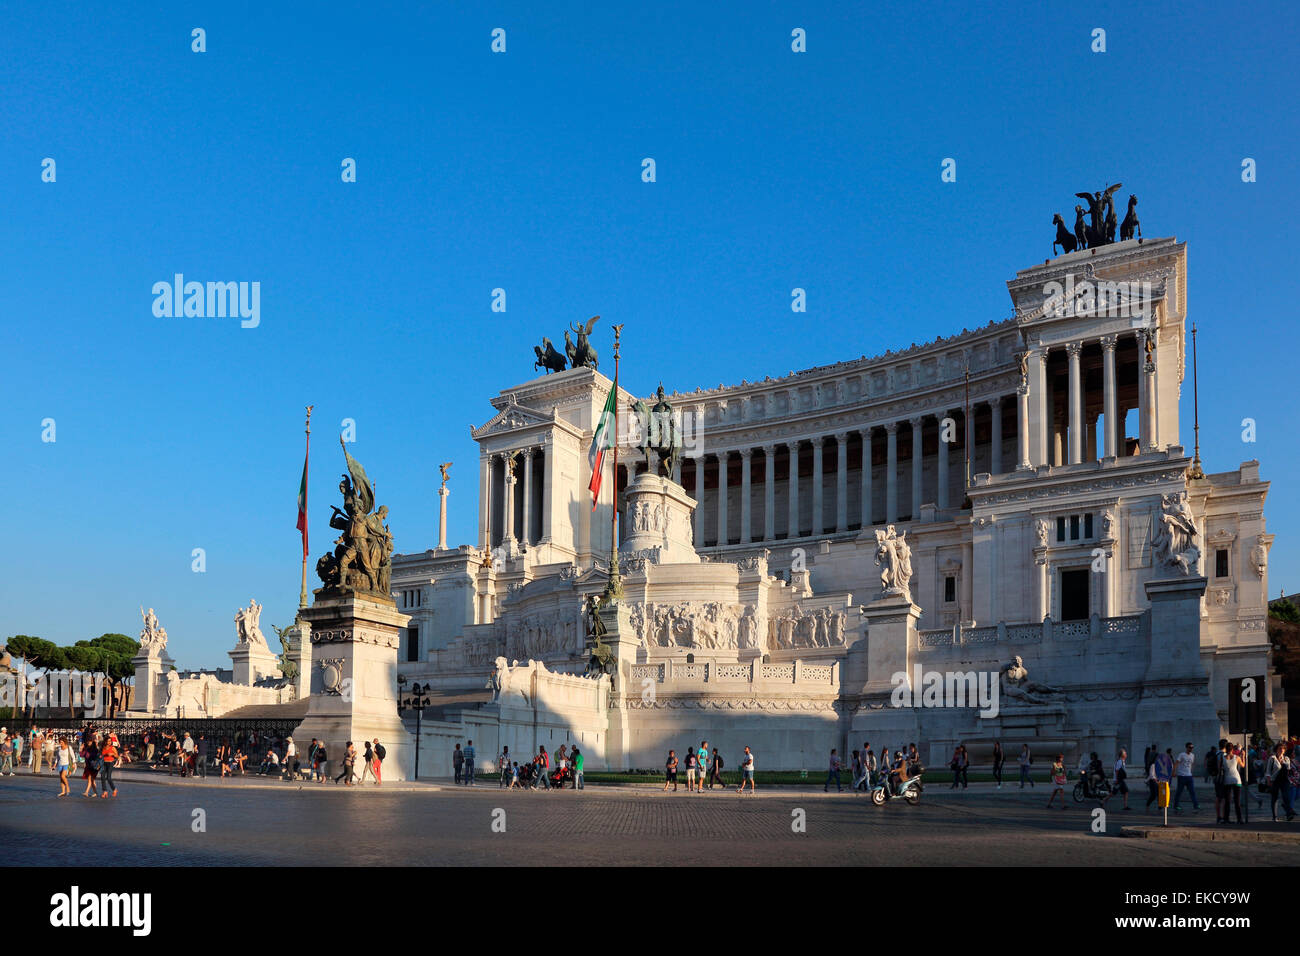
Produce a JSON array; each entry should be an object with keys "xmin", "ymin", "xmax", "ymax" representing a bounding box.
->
[
  {"xmin": 0, "ymin": 726, "xmax": 391, "ymax": 790},
  {"xmin": 450, "ymin": 740, "xmax": 587, "ymax": 790}
]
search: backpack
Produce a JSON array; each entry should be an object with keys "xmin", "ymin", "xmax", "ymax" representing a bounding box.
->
[{"xmin": 375, "ymin": 743, "xmax": 386, "ymax": 761}]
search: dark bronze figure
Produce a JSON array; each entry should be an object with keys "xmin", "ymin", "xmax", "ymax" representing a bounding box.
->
[
  {"xmin": 1120, "ymin": 194, "xmax": 1141, "ymax": 241},
  {"xmin": 1052, "ymin": 214, "xmax": 1077, "ymax": 255},
  {"xmin": 533, "ymin": 336, "xmax": 566, "ymax": 374}
]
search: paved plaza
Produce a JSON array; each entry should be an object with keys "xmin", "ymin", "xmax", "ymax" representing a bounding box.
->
[{"xmin": 3, "ymin": 772, "xmax": 1297, "ymax": 867}]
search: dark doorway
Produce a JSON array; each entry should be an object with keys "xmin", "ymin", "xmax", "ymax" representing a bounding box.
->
[{"xmin": 1060, "ymin": 569, "xmax": 1089, "ymax": 621}]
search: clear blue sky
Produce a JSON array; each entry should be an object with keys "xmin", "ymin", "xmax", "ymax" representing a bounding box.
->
[{"xmin": 2, "ymin": 1, "xmax": 1296, "ymax": 666}]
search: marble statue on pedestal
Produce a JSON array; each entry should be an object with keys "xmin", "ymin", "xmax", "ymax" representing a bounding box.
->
[
  {"xmin": 1152, "ymin": 492, "xmax": 1200, "ymax": 575},
  {"xmin": 139, "ymin": 606, "xmax": 168, "ymax": 653},
  {"xmin": 234, "ymin": 599, "xmax": 269, "ymax": 647},
  {"xmin": 874, "ymin": 525, "xmax": 913, "ymax": 600}
]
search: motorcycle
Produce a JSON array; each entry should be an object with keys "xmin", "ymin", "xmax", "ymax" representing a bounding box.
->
[
  {"xmin": 871, "ymin": 771, "xmax": 924, "ymax": 806},
  {"xmin": 1072, "ymin": 774, "xmax": 1112, "ymax": 803}
]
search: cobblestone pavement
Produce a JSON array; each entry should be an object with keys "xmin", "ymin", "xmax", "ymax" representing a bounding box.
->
[{"xmin": 3, "ymin": 773, "xmax": 1297, "ymax": 866}]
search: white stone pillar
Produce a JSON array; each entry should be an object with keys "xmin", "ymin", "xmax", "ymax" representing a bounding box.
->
[
  {"xmin": 483, "ymin": 455, "xmax": 496, "ymax": 549},
  {"xmin": 693, "ymin": 455, "xmax": 706, "ymax": 546},
  {"xmin": 1067, "ymin": 341, "xmax": 1083, "ymax": 464},
  {"xmin": 834, "ymin": 432, "xmax": 848, "ymax": 532},
  {"xmin": 740, "ymin": 448, "xmax": 753, "ymax": 545},
  {"xmin": 1016, "ymin": 386, "xmax": 1031, "ymax": 470},
  {"xmin": 811, "ymin": 436, "xmax": 825, "ymax": 537},
  {"xmin": 989, "ymin": 396, "xmax": 1002, "ymax": 475},
  {"xmin": 965, "ymin": 405, "xmax": 975, "ymax": 480},
  {"xmin": 787, "ymin": 441, "xmax": 800, "ymax": 538},
  {"xmin": 437, "ymin": 486, "xmax": 449, "ymax": 550},
  {"xmin": 763, "ymin": 444, "xmax": 776, "ymax": 542},
  {"xmin": 1137, "ymin": 330, "xmax": 1150, "ymax": 452},
  {"xmin": 503, "ymin": 454, "xmax": 517, "ymax": 544},
  {"xmin": 541, "ymin": 439, "xmax": 553, "ymax": 541},
  {"xmin": 937, "ymin": 412, "xmax": 950, "ymax": 509},
  {"xmin": 885, "ymin": 422, "xmax": 898, "ymax": 524},
  {"xmin": 909, "ymin": 417, "xmax": 923, "ymax": 518},
  {"xmin": 478, "ymin": 455, "xmax": 490, "ymax": 550},
  {"xmin": 716, "ymin": 451, "xmax": 729, "ymax": 546},
  {"xmin": 1032, "ymin": 347, "xmax": 1049, "ymax": 467},
  {"xmin": 859, "ymin": 429, "xmax": 873, "ymax": 528},
  {"xmin": 1142, "ymin": 332, "xmax": 1158, "ymax": 451},
  {"xmin": 1101, "ymin": 335, "xmax": 1117, "ymax": 458},
  {"xmin": 522, "ymin": 448, "xmax": 533, "ymax": 546}
]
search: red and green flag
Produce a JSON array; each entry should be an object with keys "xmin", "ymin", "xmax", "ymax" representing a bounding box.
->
[
  {"xmin": 587, "ymin": 386, "xmax": 617, "ymax": 510},
  {"xmin": 296, "ymin": 434, "xmax": 310, "ymax": 558}
]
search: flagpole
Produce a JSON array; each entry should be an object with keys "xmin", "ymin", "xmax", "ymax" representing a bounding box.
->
[
  {"xmin": 299, "ymin": 405, "xmax": 313, "ymax": 609},
  {"xmin": 604, "ymin": 325, "xmax": 624, "ymax": 602}
]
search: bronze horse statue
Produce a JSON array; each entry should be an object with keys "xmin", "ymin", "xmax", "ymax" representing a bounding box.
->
[
  {"xmin": 533, "ymin": 337, "xmax": 566, "ymax": 373},
  {"xmin": 1120, "ymin": 194, "xmax": 1141, "ymax": 242},
  {"xmin": 1052, "ymin": 214, "xmax": 1078, "ymax": 255}
]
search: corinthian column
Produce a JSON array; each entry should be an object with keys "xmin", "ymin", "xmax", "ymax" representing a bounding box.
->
[
  {"xmin": 787, "ymin": 441, "xmax": 800, "ymax": 538},
  {"xmin": 910, "ymin": 417, "xmax": 923, "ymax": 519},
  {"xmin": 885, "ymin": 422, "xmax": 898, "ymax": 524},
  {"xmin": 811, "ymin": 436, "xmax": 825, "ymax": 536},
  {"xmin": 1066, "ymin": 341, "xmax": 1083, "ymax": 464},
  {"xmin": 716, "ymin": 451, "xmax": 730, "ymax": 546},
  {"xmin": 989, "ymin": 397, "xmax": 1002, "ymax": 475},
  {"xmin": 521, "ymin": 448, "xmax": 533, "ymax": 546},
  {"xmin": 763, "ymin": 444, "xmax": 776, "ymax": 542},
  {"xmin": 740, "ymin": 448, "xmax": 753, "ymax": 545},
  {"xmin": 834, "ymin": 432, "xmax": 848, "ymax": 532},
  {"xmin": 693, "ymin": 455, "xmax": 705, "ymax": 545},
  {"xmin": 1101, "ymin": 335, "xmax": 1117, "ymax": 458},
  {"xmin": 860, "ymin": 429, "xmax": 873, "ymax": 528},
  {"xmin": 1016, "ymin": 385, "xmax": 1031, "ymax": 470},
  {"xmin": 937, "ymin": 412, "xmax": 950, "ymax": 509}
]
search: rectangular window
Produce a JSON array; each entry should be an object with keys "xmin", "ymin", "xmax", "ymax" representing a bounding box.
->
[
  {"xmin": 1056, "ymin": 517, "xmax": 1066, "ymax": 542},
  {"xmin": 406, "ymin": 625, "xmax": 420, "ymax": 662},
  {"xmin": 1070, "ymin": 515, "xmax": 1080, "ymax": 541},
  {"xmin": 1084, "ymin": 513, "xmax": 1094, "ymax": 539},
  {"xmin": 1215, "ymin": 549, "xmax": 1229, "ymax": 579},
  {"xmin": 944, "ymin": 576, "xmax": 956, "ymax": 603}
]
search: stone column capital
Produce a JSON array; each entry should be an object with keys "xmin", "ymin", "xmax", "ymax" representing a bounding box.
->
[
  {"xmin": 810, "ymin": 435, "xmax": 825, "ymax": 448},
  {"xmin": 833, "ymin": 431, "xmax": 848, "ymax": 444},
  {"xmin": 988, "ymin": 395, "xmax": 1003, "ymax": 409},
  {"xmin": 884, "ymin": 421, "xmax": 899, "ymax": 435},
  {"xmin": 739, "ymin": 447, "xmax": 754, "ymax": 460},
  {"xmin": 909, "ymin": 416, "xmax": 923, "ymax": 429},
  {"xmin": 1065, "ymin": 341, "xmax": 1083, "ymax": 358},
  {"xmin": 761, "ymin": 443, "xmax": 776, "ymax": 456},
  {"xmin": 1100, "ymin": 334, "xmax": 1118, "ymax": 351}
]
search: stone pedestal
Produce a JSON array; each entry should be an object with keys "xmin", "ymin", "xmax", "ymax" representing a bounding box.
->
[
  {"xmin": 293, "ymin": 593, "xmax": 414, "ymax": 780},
  {"xmin": 599, "ymin": 601, "xmax": 640, "ymax": 771},
  {"xmin": 131, "ymin": 648, "xmax": 174, "ymax": 714},
  {"xmin": 228, "ymin": 641, "xmax": 280, "ymax": 686},
  {"xmin": 1130, "ymin": 575, "xmax": 1220, "ymax": 749},
  {"xmin": 437, "ymin": 486, "xmax": 449, "ymax": 550},
  {"xmin": 847, "ymin": 591, "xmax": 922, "ymax": 747},
  {"xmin": 622, "ymin": 473, "xmax": 699, "ymax": 563},
  {"xmin": 284, "ymin": 615, "xmax": 312, "ymax": 701}
]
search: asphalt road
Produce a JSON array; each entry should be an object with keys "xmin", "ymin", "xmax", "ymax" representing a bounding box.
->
[{"xmin": 2, "ymin": 772, "xmax": 1296, "ymax": 867}]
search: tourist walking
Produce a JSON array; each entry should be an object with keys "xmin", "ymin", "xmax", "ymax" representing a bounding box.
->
[
  {"xmin": 10, "ymin": 733, "xmax": 22, "ymax": 773},
  {"xmin": 862, "ymin": 745, "xmax": 876, "ymax": 791},
  {"xmin": 463, "ymin": 740, "xmax": 477, "ymax": 785},
  {"xmin": 359, "ymin": 741, "xmax": 375, "ymax": 784},
  {"xmin": 453, "ymin": 743, "xmax": 464, "ymax": 784},
  {"xmin": 951, "ymin": 745, "xmax": 969, "ymax": 790},
  {"xmin": 696, "ymin": 741, "xmax": 709, "ymax": 793},
  {"xmin": 31, "ymin": 730, "xmax": 45, "ymax": 774},
  {"xmin": 498, "ymin": 745, "xmax": 511, "ymax": 787},
  {"xmin": 1210, "ymin": 739, "xmax": 1226, "ymax": 822},
  {"xmin": 1266, "ymin": 743, "xmax": 1295, "ymax": 822},
  {"xmin": 196, "ymin": 734, "xmax": 209, "ymax": 778},
  {"xmin": 336, "ymin": 742, "xmax": 357, "ymax": 785},
  {"xmin": 81, "ymin": 734, "xmax": 102, "ymax": 798},
  {"xmin": 1112, "ymin": 748, "xmax": 1130, "ymax": 809},
  {"xmin": 1046, "ymin": 754, "xmax": 1067, "ymax": 809},
  {"xmin": 533, "ymin": 746, "xmax": 550, "ymax": 790},
  {"xmin": 825, "ymin": 748, "xmax": 843, "ymax": 792},
  {"xmin": 684, "ymin": 747, "xmax": 699, "ymax": 792},
  {"xmin": 708, "ymin": 748, "xmax": 725, "ymax": 789},
  {"xmin": 851, "ymin": 750, "xmax": 864, "ymax": 793},
  {"xmin": 663, "ymin": 749, "xmax": 678, "ymax": 792},
  {"xmin": 1221, "ymin": 743, "xmax": 1245, "ymax": 824},
  {"xmin": 371, "ymin": 739, "xmax": 385, "ymax": 785},
  {"xmin": 99, "ymin": 735, "xmax": 119, "ymax": 798},
  {"xmin": 283, "ymin": 737, "xmax": 298, "ymax": 780},
  {"xmin": 736, "ymin": 746, "xmax": 756, "ymax": 794},
  {"xmin": 55, "ymin": 737, "xmax": 72, "ymax": 796},
  {"xmin": 992, "ymin": 741, "xmax": 1005, "ymax": 789},
  {"xmin": 1144, "ymin": 756, "xmax": 1159, "ymax": 809},
  {"xmin": 1173, "ymin": 742, "xmax": 1199, "ymax": 812},
  {"xmin": 572, "ymin": 746, "xmax": 584, "ymax": 790},
  {"xmin": 1018, "ymin": 744, "xmax": 1034, "ymax": 788},
  {"xmin": 0, "ymin": 733, "xmax": 12, "ymax": 776}
]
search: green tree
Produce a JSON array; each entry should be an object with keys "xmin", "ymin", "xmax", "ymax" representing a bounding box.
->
[
  {"xmin": 4, "ymin": 636, "xmax": 67, "ymax": 720},
  {"xmin": 1270, "ymin": 600, "xmax": 1300, "ymax": 625}
]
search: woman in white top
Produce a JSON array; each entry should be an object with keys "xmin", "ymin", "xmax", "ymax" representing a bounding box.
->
[
  {"xmin": 55, "ymin": 739, "xmax": 72, "ymax": 796},
  {"xmin": 1220, "ymin": 745, "xmax": 1244, "ymax": 824}
]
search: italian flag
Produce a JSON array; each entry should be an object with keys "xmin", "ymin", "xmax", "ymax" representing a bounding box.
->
[
  {"xmin": 587, "ymin": 386, "xmax": 617, "ymax": 510},
  {"xmin": 296, "ymin": 438, "xmax": 309, "ymax": 558}
]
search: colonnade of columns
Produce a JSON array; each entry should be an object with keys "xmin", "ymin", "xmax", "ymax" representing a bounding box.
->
[
  {"xmin": 480, "ymin": 447, "xmax": 547, "ymax": 550},
  {"xmin": 681, "ymin": 396, "xmax": 1011, "ymax": 548}
]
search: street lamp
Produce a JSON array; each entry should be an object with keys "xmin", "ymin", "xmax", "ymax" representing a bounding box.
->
[{"xmin": 396, "ymin": 675, "xmax": 433, "ymax": 780}]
